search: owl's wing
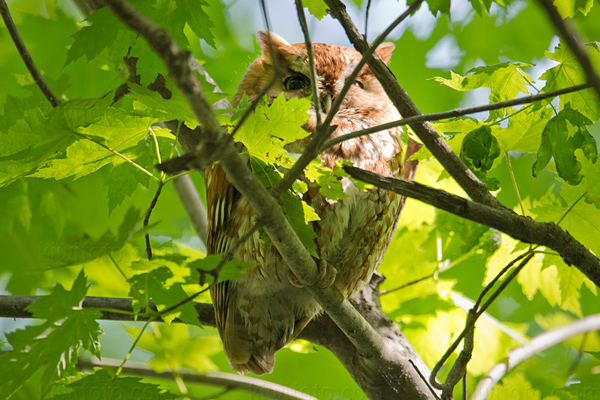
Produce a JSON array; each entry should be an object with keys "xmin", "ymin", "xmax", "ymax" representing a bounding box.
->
[{"xmin": 205, "ymin": 165, "xmax": 242, "ymax": 339}]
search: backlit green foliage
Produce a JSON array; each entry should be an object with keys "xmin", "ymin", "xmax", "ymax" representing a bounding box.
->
[{"xmin": 0, "ymin": 0, "xmax": 599, "ymax": 399}]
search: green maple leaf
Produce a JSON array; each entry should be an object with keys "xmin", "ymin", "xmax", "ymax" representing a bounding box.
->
[
  {"xmin": 561, "ymin": 375, "xmax": 600, "ymax": 400},
  {"xmin": 494, "ymin": 106, "xmax": 554, "ymax": 153},
  {"xmin": 236, "ymin": 94, "xmax": 311, "ymax": 166},
  {"xmin": 174, "ymin": 0, "xmax": 216, "ymax": 47},
  {"xmin": 250, "ymin": 157, "xmax": 319, "ymax": 257},
  {"xmin": 187, "ymin": 254, "xmax": 256, "ymax": 283},
  {"xmin": 53, "ymin": 369, "xmax": 176, "ymax": 400},
  {"xmin": 304, "ymin": 0, "xmax": 329, "ymax": 20},
  {"xmin": 460, "ymin": 125, "xmax": 501, "ymax": 190},
  {"xmin": 42, "ymin": 207, "xmax": 140, "ymax": 267},
  {"xmin": 579, "ymin": 152, "xmax": 600, "ymax": 209},
  {"xmin": 533, "ymin": 105, "xmax": 596, "ymax": 185},
  {"xmin": 33, "ymin": 108, "xmax": 158, "ymax": 180},
  {"xmin": 554, "ymin": 0, "xmax": 594, "ymax": 17},
  {"xmin": 542, "ymin": 43, "xmax": 600, "ymax": 121},
  {"xmin": 0, "ymin": 271, "xmax": 102, "ymax": 398},
  {"xmin": 435, "ymin": 62, "xmax": 533, "ymax": 119},
  {"xmin": 128, "ymin": 266, "xmax": 201, "ymax": 326},
  {"xmin": 65, "ymin": 8, "xmax": 133, "ymax": 66},
  {"xmin": 105, "ymin": 156, "xmax": 153, "ymax": 214}
]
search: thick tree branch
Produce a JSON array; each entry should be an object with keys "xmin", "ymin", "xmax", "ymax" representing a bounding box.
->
[
  {"xmin": 322, "ymin": 83, "xmax": 591, "ymax": 151},
  {"xmin": 0, "ymin": 0, "xmax": 61, "ymax": 107},
  {"xmin": 471, "ymin": 313, "xmax": 600, "ymax": 400},
  {"xmin": 172, "ymin": 175, "xmax": 208, "ymax": 245},
  {"xmin": 78, "ymin": 358, "xmax": 318, "ymax": 400},
  {"xmin": 537, "ymin": 0, "xmax": 600, "ymax": 100},
  {"xmin": 102, "ymin": 3, "xmax": 436, "ymax": 399},
  {"xmin": 324, "ymin": 0, "xmax": 503, "ymax": 209},
  {"xmin": 0, "ymin": 295, "xmax": 217, "ymax": 325},
  {"xmin": 343, "ymin": 166, "xmax": 600, "ymax": 288}
]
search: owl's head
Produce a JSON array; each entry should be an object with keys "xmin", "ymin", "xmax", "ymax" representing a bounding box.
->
[{"xmin": 233, "ymin": 31, "xmax": 395, "ymax": 114}]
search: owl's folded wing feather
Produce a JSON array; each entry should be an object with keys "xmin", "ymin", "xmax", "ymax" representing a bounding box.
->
[{"xmin": 205, "ymin": 165, "xmax": 242, "ymax": 339}]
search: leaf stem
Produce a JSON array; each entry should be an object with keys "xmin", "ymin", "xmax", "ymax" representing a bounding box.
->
[
  {"xmin": 109, "ymin": 253, "xmax": 129, "ymax": 282},
  {"xmin": 72, "ymin": 131, "xmax": 159, "ymax": 181},
  {"xmin": 557, "ymin": 192, "xmax": 586, "ymax": 226},
  {"xmin": 115, "ymin": 318, "xmax": 154, "ymax": 377},
  {"xmin": 505, "ymin": 152, "xmax": 526, "ymax": 216},
  {"xmin": 163, "ymin": 170, "xmax": 193, "ymax": 183}
]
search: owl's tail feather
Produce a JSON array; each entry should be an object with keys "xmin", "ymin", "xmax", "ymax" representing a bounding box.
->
[
  {"xmin": 221, "ymin": 308, "xmax": 313, "ymax": 375},
  {"xmin": 229, "ymin": 352, "xmax": 276, "ymax": 376},
  {"xmin": 221, "ymin": 310, "xmax": 277, "ymax": 375}
]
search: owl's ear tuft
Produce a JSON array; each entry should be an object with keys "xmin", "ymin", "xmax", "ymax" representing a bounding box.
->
[
  {"xmin": 257, "ymin": 31, "xmax": 293, "ymax": 64},
  {"xmin": 375, "ymin": 42, "xmax": 395, "ymax": 65}
]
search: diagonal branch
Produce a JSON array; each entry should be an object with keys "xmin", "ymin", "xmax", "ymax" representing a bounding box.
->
[
  {"xmin": 343, "ymin": 165, "xmax": 600, "ymax": 287},
  {"xmin": 101, "ymin": 7, "xmax": 439, "ymax": 400},
  {"xmin": 537, "ymin": 0, "xmax": 600, "ymax": 99},
  {"xmin": 324, "ymin": 0, "xmax": 504, "ymax": 209},
  {"xmin": 0, "ymin": 0, "xmax": 61, "ymax": 107}
]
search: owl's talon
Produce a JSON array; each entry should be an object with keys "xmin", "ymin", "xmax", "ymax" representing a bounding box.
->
[
  {"xmin": 318, "ymin": 259, "xmax": 337, "ymax": 289},
  {"xmin": 287, "ymin": 271, "xmax": 305, "ymax": 288}
]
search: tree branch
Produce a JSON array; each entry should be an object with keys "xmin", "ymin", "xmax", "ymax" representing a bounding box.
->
[
  {"xmin": 342, "ymin": 166, "xmax": 600, "ymax": 288},
  {"xmin": 0, "ymin": 277, "xmax": 440, "ymax": 400},
  {"xmin": 324, "ymin": 0, "xmax": 504, "ymax": 209},
  {"xmin": 102, "ymin": 3, "xmax": 436, "ymax": 399},
  {"xmin": 471, "ymin": 313, "xmax": 600, "ymax": 400},
  {"xmin": 0, "ymin": 295, "xmax": 217, "ymax": 325},
  {"xmin": 0, "ymin": 0, "xmax": 61, "ymax": 107},
  {"xmin": 537, "ymin": 0, "xmax": 600, "ymax": 100},
  {"xmin": 172, "ymin": 175, "xmax": 208, "ymax": 245},
  {"xmin": 322, "ymin": 83, "xmax": 591, "ymax": 151},
  {"xmin": 78, "ymin": 358, "xmax": 318, "ymax": 400}
]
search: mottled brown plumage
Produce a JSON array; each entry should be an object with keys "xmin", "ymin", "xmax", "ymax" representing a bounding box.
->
[{"xmin": 207, "ymin": 31, "xmax": 403, "ymax": 375}]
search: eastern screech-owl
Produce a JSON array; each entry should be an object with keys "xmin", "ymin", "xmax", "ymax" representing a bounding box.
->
[{"xmin": 206, "ymin": 31, "xmax": 404, "ymax": 375}]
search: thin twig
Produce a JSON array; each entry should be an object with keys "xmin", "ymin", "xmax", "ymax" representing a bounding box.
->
[
  {"xmin": 271, "ymin": 0, "xmax": 423, "ymax": 198},
  {"xmin": 364, "ymin": 0, "xmax": 373, "ymax": 41},
  {"xmin": 295, "ymin": 0, "xmax": 321, "ymax": 125},
  {"xmin": 538, "ymin": 0, "xmax": 600, "ymax": 99},
  {"xmin": 429, "ymin": 253, "xmax": 534, "ymax": 391},
  {"xmin": 144, "ymin": 182, "xmax": 164, "ymax": 260},
  {"xmin": 0, "ymin": 0, "xmax": 61, "ymax": 107},
  {"xmin": 409, "ymin": 359, "xmax": 441, "ymax": 400},
  {"xmin": 321, "ymin": 83, "xmax": 591, "ymax": 151},
  {"xmin": 380, "ymin": 274, "xmax": 436, "ymax": 295}
]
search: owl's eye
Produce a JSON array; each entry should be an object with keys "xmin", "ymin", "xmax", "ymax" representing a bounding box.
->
[
  {"xmin": 353, "ymin": 80, "xmax": 364, "ymax": 89},
  {"xmin": 284, "ymin": 75, "xmax": 310, "ymax": 91}
]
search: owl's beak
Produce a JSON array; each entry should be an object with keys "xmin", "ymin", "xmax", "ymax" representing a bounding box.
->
[{"xmin": 321, "ymin": 94, "xmax": 332, "ymax": 115}]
